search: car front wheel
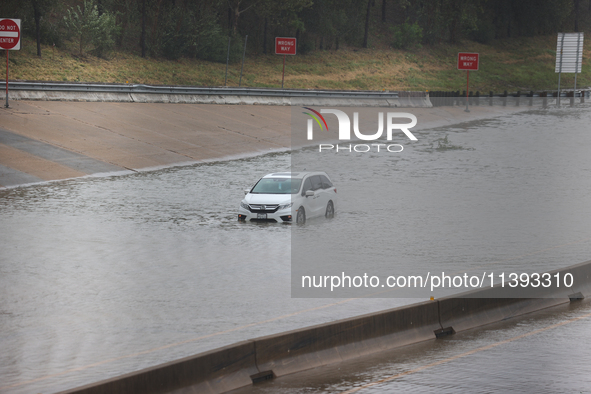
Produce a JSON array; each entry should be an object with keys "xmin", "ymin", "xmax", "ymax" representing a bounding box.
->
[
  {"xmin": 296, "ymin": 207, "xmax": 306, "ymax": 224},
  {"xmin": 325, "ymin": 201, "xmax": 334, "ymax": 218}
]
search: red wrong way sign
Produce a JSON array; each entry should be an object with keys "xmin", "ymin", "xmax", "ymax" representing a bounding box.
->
[
  {"xmin": 0, "ymin": 18, "xmax": 21, "ymax": 50},
  {"xmin": 457, "ymin": 52, "xmax": 478, "ymax": 70},
  {"xmin": 275, "ymin": 37, "xmax": 296, "ymax": 55}
]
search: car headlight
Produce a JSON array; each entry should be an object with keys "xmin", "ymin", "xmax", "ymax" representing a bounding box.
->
[
  {"xmin": 278, "ymin": 202, "xmax": 293, "ymax": 210},
  {"xmin": 240, "ymin": 201, "xmax": 250, "ymax": 210}
]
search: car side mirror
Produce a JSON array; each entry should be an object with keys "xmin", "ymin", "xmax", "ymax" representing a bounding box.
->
[
  {"xmin": 305, "ymin": 190, "xmax": 314, "ymax": 197},
  {"xmin": 244, "ymin": 189, "xmax": 250, "ymax": 195}
]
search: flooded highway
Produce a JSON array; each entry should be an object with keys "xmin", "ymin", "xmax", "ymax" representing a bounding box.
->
[
  {"xmin": 290, "ymin": 105, "xmax": 591, "ymax": 299},
  {"xmin": 1, "ymin": 105, "xmax": 591, "ymax": 393}
]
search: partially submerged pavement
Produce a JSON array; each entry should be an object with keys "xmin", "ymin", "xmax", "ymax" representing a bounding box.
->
[{"xmin": 0, "ymin": 100, "xmax": 525, "ymax": 188}]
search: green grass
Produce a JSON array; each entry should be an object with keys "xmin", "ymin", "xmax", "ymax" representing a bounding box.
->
[{"xmin": 8, "ymin": 35, "xmax": 591, "ymax": 92}]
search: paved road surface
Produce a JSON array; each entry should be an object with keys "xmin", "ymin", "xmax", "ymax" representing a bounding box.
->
[{"xmin": 0, "ymin": 101, "xmax": 523, "ymax": 188}]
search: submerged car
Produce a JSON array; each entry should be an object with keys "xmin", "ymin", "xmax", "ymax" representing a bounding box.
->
[{"xmin": 238, "ymin": 171, "xmax": 337, "ymax": 224}]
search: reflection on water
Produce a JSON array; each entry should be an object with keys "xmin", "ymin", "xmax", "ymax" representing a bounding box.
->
[
  {"xmin": 1, "ymin": 107, "xmax": 591, "ymax": 393},
  {"xmin": 0, "ymin": 153, "xmax": 406, "ymax": 393}
]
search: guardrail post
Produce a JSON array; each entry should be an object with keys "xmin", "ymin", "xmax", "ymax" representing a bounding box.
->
[
  {"xmin": 529, "ymin": 90, "xmax": 534, "ymax": 106},
  {"xmin": 515, "ymin": 91, "xmax": 520, "ymax": 107}
]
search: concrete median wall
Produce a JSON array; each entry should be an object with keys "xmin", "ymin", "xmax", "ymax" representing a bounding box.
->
[
  {"xmin": 254, "ymin": 300, "xmax": 441, "ymax": 377},
  {"xmin": 59, "ymin": 260, "xmax": 591, "ymax": 394},
  {"xmin": 438, "ymin": 297, "xmax": 569, "ymax": 334},
  {"xmin": 58, "ymin": 341, "xmax": 259, "ymax": 394},
  {"xmin": 438, "ymin": 260, "xmax": 591, "ymax": 333},
  {"xmin": 558, "ymin": 259, "xmax": 591, "ymax": 298}
]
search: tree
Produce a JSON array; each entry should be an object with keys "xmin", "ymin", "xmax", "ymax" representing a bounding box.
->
[
  {"xmin": 21, "ymin": 0, "xmax": 57, "ymax": 57},
  {"xmin": 510, "ymin": 0, "xmax": 572, "ymax": 36},
  {"xmin": 228, "ymin": 0, "xmax": 259, "ymax": 35},
  {"xmin": 574, "ymin": 0, "xmax": 580, "ymax": 31},
  {"xmin": 253, "ymin": 0, "xmax": 311, "ymax": 53},
  {"xmin": 363, "ymin": 0, "xmax": 373, "ymax": 48},
  {"xmin": 63, "ymin": 0, "xmax": 118, "ymax": 57},
  {"xmin": 297, "ymin": 0, "xmax": 364, "ymax": 50},
  {"xmin": 140, "ymin": 0, "xmax": 146, "ymax": 57}
]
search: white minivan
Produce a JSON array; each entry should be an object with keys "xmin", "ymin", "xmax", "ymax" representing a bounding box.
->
[{"xmin": 238, "ymin": 171, "xmax": 337, "ymax": 224}]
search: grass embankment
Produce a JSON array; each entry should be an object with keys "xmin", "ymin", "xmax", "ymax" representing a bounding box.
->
[{"xmin": 7, "ymin": 35, "xmax": 591, "ymax": 92}]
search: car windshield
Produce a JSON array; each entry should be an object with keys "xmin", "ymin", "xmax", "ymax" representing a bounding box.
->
[{"xmin": 250, "ymin": 178, "xmax": 302, "ymax": 194}]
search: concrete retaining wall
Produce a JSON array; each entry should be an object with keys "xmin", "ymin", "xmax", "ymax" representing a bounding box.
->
[
  {"xmin": 8, "ymin": 90, "xmax": 433, "ymax": 107},
  {"xmin": 58, "ymin": 259, "xmax": 591, "ymax": 394}
]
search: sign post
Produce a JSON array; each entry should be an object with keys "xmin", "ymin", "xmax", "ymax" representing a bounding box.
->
[
  {"xmin": 275, "ymin": 37, "xmax": 296, "ymax": 89},
  {"xmin": 0, "ymin": 18, "xmax": 21, "ymax": 108},
  {"xmin": 457, "ymin": 52, "xmax": 479, "ymax": 112},
  {"xmin": 555, "ymin": 32, "xmax": 584, "ymax": 106}
]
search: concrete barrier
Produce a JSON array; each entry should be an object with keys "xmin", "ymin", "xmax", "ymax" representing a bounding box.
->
[
  {"xmin": 11, "ymin": 90, "xmax": 134, "ymax": 102},
  {"xmin": 253, "ymin": 300, "xmax": 441, "ymax": 377},
  {"xmin": 58, "ymin": 260, "xmax": 591, "ymax": 393},
  {"xmin": 438, "ymin": 259, "xmax": 591, "ymax": 333},
  {"xmin": 10, "ymin": 90, "xmax": 433, "ymax": 107},
  {"xmin": 58, "ymin": 341, "xmax": 259, "ymax": 394},
  {"xmin": 556, "ymin": 259, "xmax": 591, "ymax": 299},
  {"xmin": 438, "ymin": 297, "xmax": 569, "ymax": 334}
]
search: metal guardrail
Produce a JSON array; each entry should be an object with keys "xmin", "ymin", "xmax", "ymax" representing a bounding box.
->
[
  {"xmin": 429, "ymin": 89, "xmax": 590, "ymax": 99},
  {"xmin": 429, "ymin": 89, "xmax": 589, "ymax": 107},
  {"xmin": 0, "ymin": 81, "xmax": 401, "ymax": 99},
  {"xmin": 5, "ymin": 81, "xmax": 586, "ymax": 104}
]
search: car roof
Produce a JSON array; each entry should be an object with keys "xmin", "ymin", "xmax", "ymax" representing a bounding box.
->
[{"xmin": 263, "ymin": 171, "xmax": 329, "ymax": 180}]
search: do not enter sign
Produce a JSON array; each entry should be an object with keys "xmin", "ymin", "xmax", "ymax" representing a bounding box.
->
[
  {"xmin": 2, "ymin": 18, "xmax": 21, "ymax": 108},
  {"xmin": 0, "ymin": 19, "xmax": 21, "ymax": 50}
]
